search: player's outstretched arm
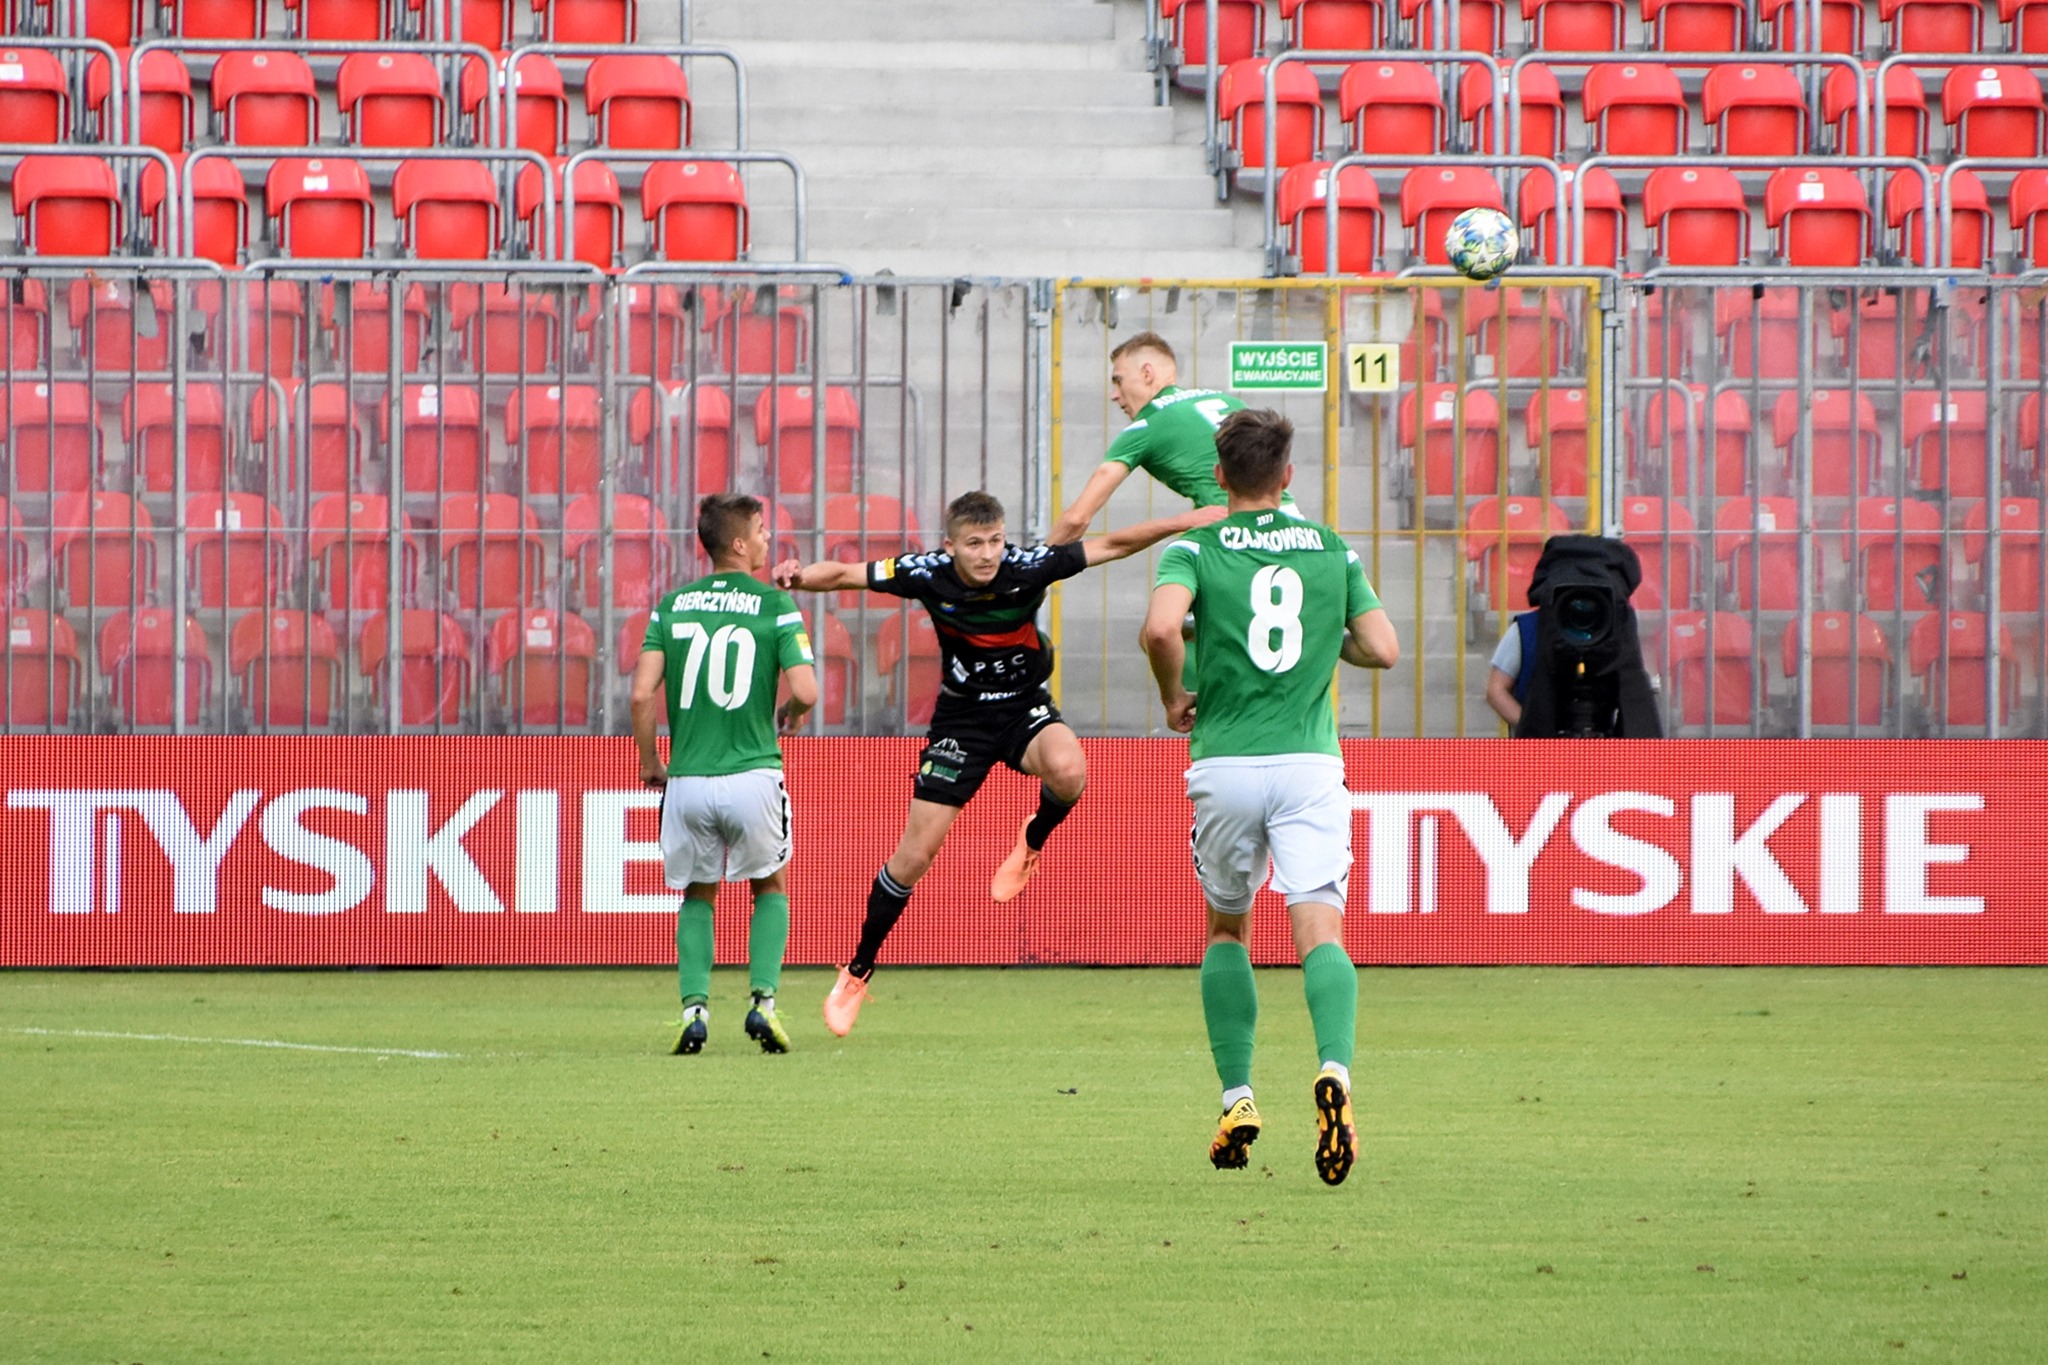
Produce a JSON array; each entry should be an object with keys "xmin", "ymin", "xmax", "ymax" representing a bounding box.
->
[
  {"xmin": 1081, "ymin": 504, "xmax": 1224, "ymax": 567},
  {"xmin": 1140, "ymin": 583, "xmax": 1198, "ymax": 732},
  {"xmin": 629, "ymin": 649, "xmax": 668, "ymax": 787},
  {"xmin": 1048, "ymin": 461, "xmax": 1134, "ymax": 544},
  {"xmin": 771, "ymin": 558, "xmax": 867, "ymax": 593},
  {"xmin": 778, "ymin": 663, "xmax": 819, "ymax": 733},
  {"xmin": 1341, "ymin": 608, "xmax": 1401, "ymax": 670}
]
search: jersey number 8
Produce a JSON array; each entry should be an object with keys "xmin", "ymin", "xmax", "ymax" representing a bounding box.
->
[
  {"xmin": 1248, "ymin": 565, "xmax": 1304, "ymax": 673},
  {"xmin": 672, "ymin": 622, "xmax": 757, "ymax": 710}
]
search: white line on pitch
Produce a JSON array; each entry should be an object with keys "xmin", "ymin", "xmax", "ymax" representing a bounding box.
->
[{"xmin": 9, "ymin": 1027, "xmax": 460, "ymax": 1059}]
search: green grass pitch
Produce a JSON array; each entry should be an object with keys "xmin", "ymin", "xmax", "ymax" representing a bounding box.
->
[{"xmin": 3, "ymin": 966, "xmax": 2043, "ymax": 1363}]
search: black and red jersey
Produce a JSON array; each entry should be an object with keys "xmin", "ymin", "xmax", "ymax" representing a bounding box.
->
[{"xmin": 865, "ymin": 541, "xmax": 1088, "ymax": 700}]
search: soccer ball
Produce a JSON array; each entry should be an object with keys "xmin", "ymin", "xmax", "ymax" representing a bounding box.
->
[{"xmin": 1444, "ymin": 206, "xmax": 1519, "ymax": 281}]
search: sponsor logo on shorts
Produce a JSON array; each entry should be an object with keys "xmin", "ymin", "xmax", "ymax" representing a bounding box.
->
[
  {"xmin": 921, "ymin": 762, "xmax": 961, "ymax": 783},
  {"xmin": 928, "ymin": 737, "xmax": 968, "ymax": 763}
]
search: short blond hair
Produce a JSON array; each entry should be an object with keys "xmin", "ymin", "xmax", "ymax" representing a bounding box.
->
[{"xmin": 1109, "ymin": 331, "xmax": 1176, "ymax": 366}]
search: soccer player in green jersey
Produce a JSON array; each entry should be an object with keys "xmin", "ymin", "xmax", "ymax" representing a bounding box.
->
[
  {"xmin": 1141, "ymin": 408, "xmax": 1400, "ymax": 1187},
  {"xmin": 631, "ymin": 492, "xmax": 819, "ymax": 1057}
]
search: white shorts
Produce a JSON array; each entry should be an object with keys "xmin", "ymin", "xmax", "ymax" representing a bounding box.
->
[
  {"xmin": 660, "ymin": 770, "xmax": 792, "ymax": 887},
  {"xmin": 1186, "ymin": 755, "xmax": 1351, "ymax": 916}
]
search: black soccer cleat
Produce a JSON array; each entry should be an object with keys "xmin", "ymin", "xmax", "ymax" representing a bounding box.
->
[
  {"xmin": 672, "ymin": 1009, "xmax": 708, "ymax": 1056},
  {"xmin": 1313, "ymin": 1068, "xmax": 1357, "ymax": 1187}
]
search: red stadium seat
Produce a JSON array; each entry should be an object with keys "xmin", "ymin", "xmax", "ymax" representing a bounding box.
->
[
  {"xmin": 358, "ymin": 609, "xmax": 472, "ymax": 726},
  {"xmin": 1714, "ymin": 285, "xmax": 1802, "ymax": 379},
  {"xmin": 1644, "ymin": 168, "xmax": 1747, "ymax": 267},
  {"xmin": 1, "ymin": 275, "xmax": 48, "ymax": 373},
  {"xmin": 447, "ymin": 280, "xmax": 562, "ymax": 374},
  {"xmin": 5, "ymin": 381, "xmax": 97, "ymax": 494},
  {"xmin": 230, "ymin": 608, "xmax": 340, "ymax": 727},
  {"xmin": 393, "ymin": 157, "xmax": 500, "ymax": 260},
  {"xmin": 546, "ymin": 0, "xmax": 634, "ymax": 43},
  {"xmin": 1403, "ymin": 0, "xmax": 1504, "ymax": 48},
  {"xmin": 183, "ymin": 155, "xmax": 250, "ymax": 268},
  {"xmin": 82, "ymin": 0, "xmax": 136, "ymax": 47},
  {"xmin": 52, "ymin": 491, "xmax": 155, "ymax": 610},
  {"xmin": 437, "ymin": 493, "xmax": 546, "ymax": 610},
  {"xmin": 186, "ymin": 493, "xmax": 288, "ymax": 610},
  {"xmin": 66, "ymin": 277, "xmax": 174, "ymax": 373},
  {"xmin": 1282, "ymin": 0, "xmax": 1383, "ymax": 46},
  {"xmin": 249, "ymin": 380, "xmax": 362, "ymax": 497},
  {"xmin": 170, "ymin": 0, "xmax": 266, "ymax": 37},
  {"xmin": 1663, "ymin": 612, "xmax": 1754, "ymax": 727},
  {"xmin": 1716, "ymin": 496, "xmax": 1809, "ymax": 611},
  {"xmin": 2, "ymin": 610, "xmax": 80, "ymax": 727},
  {"xmin": 1465, "ymin": 496, "xmax": 1570, "ymax": 612},
  {"xmin": 213, "ymin": 50, "xmax": 317, "ymax": 145},
  {"xmin": 487, "ymin": 609, "xmax": 596, "ymax": 726},
  {"xmin": 1340, "ymin": 61, "xmax": 1443, "ymax": 157},
  {"xmin": 1217, "ymin": 58, "xmax": 1323, "ymax": 177},
  {"xmin": 613, "ymin": 282, "xmax": 691, "ymax": 377},
  {"xmin": 1464, "ymin": 285, "xmax": 1574, "ymax": 379},
  {"xmin": 1400, "ymin": 383, "xmax": 1500, "ymax": 500},
  {"xmin": 1640, "ymin": 385, "xmax": 1751, "ymax": 497},
  {"xmin": 1644, "ymin": 0, "xmax": 1746, "ymax": 48},
  {"xmin": 1582, "ymin": 62, "xmax": 1687, "ymax": 157},
  {"xmin": 485, "ymin": 53, "xmax": 567, "ymax": 157},
  {"xmin": 1963, "ymin": 497, "xmax": 2045, "ymax": 611},
  {"xmin": 1942, "ymin": 64, "xmax": 2046, "ymax": 160},
  {"xmin": 2013, "ymin": 168, "xmax": 2048, "ymax": 269},
  {"xmin": 0, "ymin": 497, "xmax": 22, "ymax": 605},
  {"xmin": 587, "ymin": 54, "xmax": 689, "ymax": 150},
  {"xmin": 100, "ymin": 609, "xmax": 212, "ymax": 727},
  {"xmin": 268, "ymin": 156, "xmax": 374, "ymax": 258},
  {"xmin": 643, "ymin": 160, "xmax": 748, "ymax": 263},
  {"xmin": 122, "ymin": 382, "xmax": 229, "ymax": 495},
  {"xmin": 449, "ymin": 0, "xmax": 515, "ymax": 50},
  {"xmin": 308, "ymin": 493, "xmax": 421, "ymax": 614},
  {"xmin": 1900, "ymin": 389, "xmax": 1991, "ymax": 499},
  {"xmin": 1277, "ymin": 162, "xmax": 1381, "ymax": 274},
  {"xmin": 1161, "ymin": 0, "xmax": 1265, "ymax": 73},
  {"xmin": 704, "ymin": 284, "xmax": 808, "ymax": 376},
  {"xmin": 1764, "ymin": 167, "xmax": 1869, "ymax": 268},
  {"xmin": 1785, "ymin": 612, "xmax": 1890, "ymax": 726},
  {"xmin": 626, "ymin": 381, "xmax": 732, "ymax": 495},
  {"xmin": 1824, "ymin": 63, "xmax": 1925, "ymax": 160},
  {"xmin": 1526, "ymin": 0, "xmax": 1625, "ymax": 48},
  {"xmin": 88, "ymin": 49, "xmax": 192, "ymax": 153},
  {"xmin": 1909, "ymin": 612, "xmax": 2016, "ymax": 727},
  {"xmin": 1462, "ymin": 62, "xmax": 1563, "ymax": 160},
  {"xmin": 2008, "ymin": 0, "xmax": 2048, "ymax": 51},
  {"xmin": 13, "ymin": 155, "xmax": 120, "ymax": 257},
  {"xmin": 754, "ymin": 385, "xmax": 860, "ymax": 497},
  {"xmin": 338, "ymin": 51, "xmax": 443, "ymax": 149},
  {"xmin": 1622, "ymin": 496, "xmax": 1699, "ymax": 609},
  {"xmin": 1882, "ymin": 0, "xmax": 1984, "ymax": 52},
  {"xmin": 518, "ymin": 158, "xmax": 622, "ymax": 270},
  {"xmin": 1842, "ymin": 496, "xmax": 1944, "ymax": 612},
  {"xmin": 563, "ymin": 492, "xmax": 672, "ymax": 610},
  {"xmin": 506, "ymin": 383, "xmax": 601, "ymax": 496},
  {"xmin": 380, "ymin": 383, "xmax": 487, "ymax": 497},
  {"xmin": 1758, "ymin": 0, "xmax": 1862, "ymax": 51},
  {"xmin": 285, "ymin": 0, "xmax": 392, "ymax": 42},
  {"xmin": 1401, "ymin": 166, "xmax": 1504, "ymax": 267},
  {"xmin": 822, "ymin": 493, "xmax": 920, "ymax": 610},
  {"xmin": 1770, "ymin": 388, "xmax": 1880, "ymax": 498},
  {"xmin": 1520, "ymin": 165, "xmax": 1622, "ymax": 268},
  {"xmin": 873, "ymin": 606, "xmax": 940, "ymax": 727},
  {"xmin": 806, "ymin": 610, "xmax": 854, "ymax": 727},
  {"xmin": 1890, "ymin": 167, "xmax": 1986, "ymax": 271},
  {"xmin": 321, "ymin": 279, "xmax": 429, "ymax": 373},
  {"xmin": 0, "ymin": 47, "xmax": 70, "ymax": 143},
  {"xmin": 1523, "ymin": 387, "xmax": 1592, "ymax": 497},
  {"xmin": 1702, "ymin": 63, "xmax": 1807, "ymax": 157}
]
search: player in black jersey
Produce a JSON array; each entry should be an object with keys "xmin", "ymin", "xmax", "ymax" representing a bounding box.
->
[{"xmin": 776, "ymin": 489, "xmax": 1215, "ymax": 1036}]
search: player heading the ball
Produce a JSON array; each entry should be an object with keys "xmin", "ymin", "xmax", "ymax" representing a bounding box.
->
[
  {"xmin": 632, "ymin": 492, "xmax": 819, "ymax": 1058},
  {"xmin": 775, "ymin": 491, "xmax": 1220, "ymax": 1038},
  {"xmin": 1140, "ymin": 408, "xmax": 1399, "ymax": 1187}
]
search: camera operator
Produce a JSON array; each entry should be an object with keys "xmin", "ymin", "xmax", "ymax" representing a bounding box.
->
[
  {"xmin": 1484, "ymin": 610, "xmax": 1538, "ymax": 730},
  {"xmin": 1512, "ymin": 535, "xmax": 1663, "ymax": 740}
]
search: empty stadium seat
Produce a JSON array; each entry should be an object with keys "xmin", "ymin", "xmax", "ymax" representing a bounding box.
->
[
  {"xmin": 1341, "ymin": 61, "xmax": 1443, "ymax": 157},
  {"xmin": 1520, "ymin": 165, "xmax": 1622, "ymax": 268},
  {"xmin": 168, "ymin": 0, "xmax": 267, "ymax": 37},
  {"xmin": 1644, "ymin": 167, "xmax": 1747, "ymax": 267},
  {"xmin": 2, "ymin": 609, "xmax": 80, "ymax": 727},
  {"xmin": 2, "ymin": 277, "xmax": 48, "ymax": 371},
  {"xmin": 449, "ymin": 0, "xmax": 516, "ymax": 49},
  {"xmin": 87, "ymin": 49, "xmax": 192, "ymax": 153},
  {"xmin": 1639, "ymin": 385, "xmax": 1751, "ymax": 497},
  {"xmin": 754, "ymin": 385, "xmax": 859, "ymax": 496},
  {"xmin": 1892, "ymin": 167, "xmax": 1987, "ymax": 271},
  {"xmin": 1217, "ymin": 57, "xmax": 1322, "ymax": 178},
  {"xmin": 321, "ymin": 278, "xmax": 429, "ymax": 373},
  {"xmin": 0, "ymin": 497, "xmax": 21, "ymax": 606},
  {"xmin": 1883, "ymin": 0, "xmax": 1984, "ymax": 49},
  {"xmin": 1663, "ymin": 611, "xmax": 1754, "ymax": 727},
  {"xmin": 611, "ymin": 282, "xmax": 691, "ymax": 377},
  {"xmin": 1715, "ymin": 496, "xmax": 1808, "ymax": 610},
  {"xmin": 101, "ymin": 609, "xmax": 212, "ymax": 727},
  {"xmin": 562, "ymin": 492, "xmax": 671, "ymax": 609},
  {"xmin": 1786, "ymin": 612, "xmax": 1890, "ymax": 725},
  {"xmin": 309, "ymin": 493, "xmax": 420, "ymax": 614},
  {"xmin": 437, "ymin": 493, "xmax": 546, "ymax": 609},
  {"xmin": 587, "ymin": 54, "xmax": 690, "ymax": 150},
  {"xmin": 1714, "ymin": 285, "xmax": 1803, "ymax": 379},
  {"xmin": 1914, "ymin": 611, "xmax": 2021, "ymax": 729},
  {"xmin": 1400, "ymin": 383, "xmax": 1501, "ymax": 500},
  {"xmin": 1702, "ymin": 63, "xmax": 1807, "ymax": 157},
  {"xmin": 1765, "ymin": 167, "xmax": 1870, "ymax": 268},
  {"xmin": 1843, "ymin": 496, "xmax": 1945, "ymax": 612},
  {"xmin": 380, "ymin": 384, "xmax": 487, "ymax": 497},
  {"xmin": 214, "ymin": 50, "xmax": 318, "ymax": 145},
  {"xmin": 268, "ymin": 156, "xmax": 374, "ymax": 258},
  {"xmin": 1401, "ymin": 166, "xmax": 1504, "ymax": 267},
  {"xmin": 285, "ymin": 0, "xmax": 394, "ymax": 42},
  {"xmin": 1622, "ymin": 496, "xmax": 1699, "ymax": 610},
  {"xmin": 123, "ymin": 382, "xmax": 230, "ymax": 494},
  {"xmin": 338, "ymin": 51, "xmax": 444, "ymax": 149},
  {"xmin": 1161, "ymin": 0, "xmax": 1264, "ymax": 74},
  {"xmin": 13, "ymin": 155, "xmax": 120, "ymax": 257},
  {"xmin": 1758, "ymin": 0, "xmax": 1861, "ymax": 51},
  {"xmin": 1943, "ymin": 64, "xmax": 2046, "ymax": 160},
  {"xmin": 1523, "ymin": 386, "xmax": 1592, "ymax": 496},
  {"xmin": 358, "ymin": 609, "xmax": 472, "ymax": 726},
  {"xmin": 66, "ymin": 276, "xmax": 174, "ymax": 373},
  {"xmin": 822, "ymin": 493, "xmax": 920, "ymax": 610},
  {"xmin": 518, "ymin": 158, "xmax": 623, "ymax": 270},
  {"xmin": 184, "ymin": 155, "xmax": 251, "ymax": 268},
  {"xmin": 1403, "ymin": 0, "xmax": 1504, "ymax": 48},
  {"xmin": 230, "ymin": 608, "xmax": 341, "ymax": 727},
  {"xmin": 1901, "ymin": 389, "xmax": 1992, "ymax": 498},
  {"xmin": 807, "ymin": 610, "xmax": 854, "ymax": 727},
  {"xmin": 5, "ymin": 380, "xmax": 97, "ymax": 494},
  {"xmin": 2008, "ymin": 0, "xmax": 2048, "ymax": 51},
  {"xmin": 1645, "ymin": 0, "xmax": 1746, "ymax": 48},
  {"xmin": 1582, "ymin": 62, "xmax": 1686, "ymax": 157},
  {"xmin": 0, "ymin": 46, "xmax": 70, "ymax": 143},
  {"xmin": 873, "ymin": 606, "xmax": 939, "ymax": 727},
  {"xmin": 186, "ymin": 492, "xmax": 288, "ymax": 610},
  {"xmin": 545, "ymin": 0, "xmax": 634, "ymax": 43},
  {"xmin": 506, "ymin": 383, "xmax": 601, "ymax": 496},
  {"xmin": 186, "ymin": 277, "xmax": 306, "ymax": 376},
  {"xmin": 249, "ymin": 380, "xmax": 362, "ymax": 496},
  {"xmin": 643, "ymin": 160, "xmax": 749, "ymax": 263},
  {"xmin": 1825, "ymin": 63, "xmax": 1926, "ymax": 160},
  {"xmin": 1277, "ymin": 161, "xmax": 1381, "ymax": 274},
  {"xmin": 1963, "ymin": 497, "xmax": 2044, "ymax": 611},
  {"xmin": 393, "ymin": 157, "xmax": 501, "ymax": 260},
  {"xmin": 2013, "ymin": 168, "xmax": 2048, "ymax": 269},
  {"xmin": 1771, "ymin": 388, "xmax": 1881, "ymax": 498},
  {"xmin": 1282, "ymin": 0, "xmax": 1383, "ymax": 46},
  {"xmin": 1461, "ymin": 62, "xmax": 1562, "ymax": 159},
  {"xmin": 447, "ymin": 280, "xmax": 563, "ymax": 374},
  {"xmin": 1464, "ymin": 496, "xmax": 1569, "ymax": 612},
  {"xmin": 626, "ymin": 380, "xmax": 732, "ymax": 495},
  {"xmin": 82, "ymin": 0, "xmax": 136, "ymax": 47},
  {"xmin": 482, "ymin": 53, "xmax": 567, "ymax": 157},
  {"xmin": 488, "ymin": 608, "xmax": 595, "ymax": 726},
  {"xmin": 1527, "ymin": 0, "xmax": 1625, "ymax": 47},
  {"xmin": 705, "ymin": 284, "xmax": 808, "ymax": 376},
  {"xmin": 1465, "ymin": 285, "xmax": 1575, "ymax": 378}
]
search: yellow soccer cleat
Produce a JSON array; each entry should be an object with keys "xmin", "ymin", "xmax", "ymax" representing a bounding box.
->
[
  {"xmin": 1313, "ymin": 1067, "xmax": 1357, "ymax": 1187},
  {"xmin": 990, "ymin": 822, "xmax": 1041, "ymax": 903},
  {"xmin": 822, "ymin": 967, "xmax": 872, "ymax": 1037},
  {"xmin": 1209, "ymin": 1095, "xmax": 1262, "ymax": 1170},
  {"xmin": 745, "ymin": 1000, "xmax": 791, "ymax": 1054}
]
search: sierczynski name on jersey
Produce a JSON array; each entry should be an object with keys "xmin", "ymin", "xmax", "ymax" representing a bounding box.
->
[
  {"xmin": 668, "ymin": 586, "xmax": 764, "ymax": 616},
  {"xmin": 1218, "ymin": 522, "xmax": 1327, "ymax": 553}
]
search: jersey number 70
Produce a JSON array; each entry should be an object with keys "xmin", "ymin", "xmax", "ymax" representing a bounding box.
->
[{"xmin": 671, "ymin": 622, "xmax": 757, "ymax": 710}]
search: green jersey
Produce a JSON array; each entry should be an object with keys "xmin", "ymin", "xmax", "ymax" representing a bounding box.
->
[
  {"xmin": 642, "ymin": 572, "xmax": 813, "ymax": 777},
  {"xmin": 1104, "ymin": 386, "xmax": 1294, "ymax": 510},
  {"xmin": 1155, "ymin": 509, "xmax": 1379, "ymax": 761}
]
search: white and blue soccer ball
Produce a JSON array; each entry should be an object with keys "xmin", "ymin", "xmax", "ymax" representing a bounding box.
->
[{"xmin": 1444, "ymin": 206, "xmax": 1519, "ymax": 281}]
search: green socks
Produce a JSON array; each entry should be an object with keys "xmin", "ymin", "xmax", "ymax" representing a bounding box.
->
[
  {"xmin": 676, "ymin": 898, "xmax": 715, "ymax": 1006},
  {"xmin": 748, "ymin": 892, "xmax": 790, "ymax": 999},
  {"xmin": 1301, "ymin": 941, "xmax": 1358, "ymax": 1072},
  {"xmin": 1200, "ymin": 941, "xmax": 1259, "ymax": 1091}
]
